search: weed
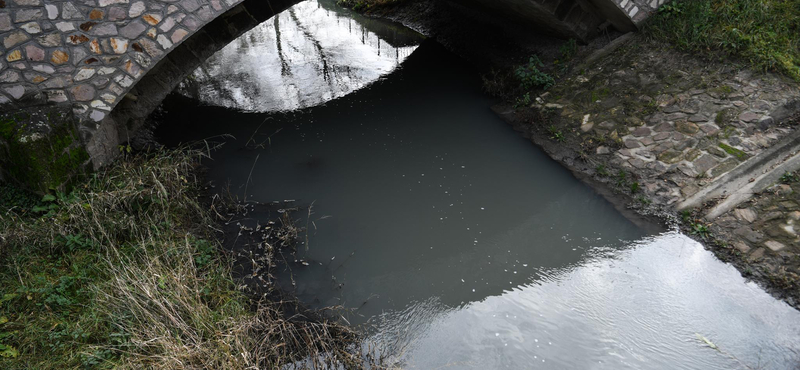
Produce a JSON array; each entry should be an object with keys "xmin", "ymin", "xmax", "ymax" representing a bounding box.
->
[
  {"xmin": 630, "ymin": 182, "xmax": 640, "ymax": 194},
  {"xmin": 616, "ymin": 170, "xmax": 628, "ymax": 187},
  {"xmin": 691, "ymin": 222, "xmax": 712, "ymax": 240},
  {"xmin": 637, "ymin": 196, "xmax": 652, "ymax": 205},
  {"xmin": 514, "ymin": 92, "xmax": 532, "ymax": 109},
  {"xmin": 780, "ymin": 171, "xmax": 799, "ymax": 184},
  {"xmin": 547, "ymin": 125, "xmax": 566, "ymax": 142},
  {"xmin": 681, "ymin": 210, "xmax": 693, "ymax": 223},
  {"xmin": 596, "ymin": 164, "xmax": 610, "ymax": 177},
  {"xmin": 516, "ymin": 56, "xmax": 555, "ymax": 91},
  {"xmin": 559, "ymin": 39, "xmax": 578, "ymax": 62}
]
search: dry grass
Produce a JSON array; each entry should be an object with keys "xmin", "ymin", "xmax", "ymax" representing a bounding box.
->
[{"xmin": 0, "ymin": 148, "xmax": 377, "ymax": 369}]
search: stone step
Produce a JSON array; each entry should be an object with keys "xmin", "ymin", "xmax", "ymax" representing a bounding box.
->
[{"xmin": 677, "ymin": 128, "xmax": 800, "ymax": 220}]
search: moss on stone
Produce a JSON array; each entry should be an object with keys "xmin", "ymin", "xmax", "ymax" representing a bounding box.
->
[
  {"xmin": 0, "ymin": 108, "xmax": 88, "ymax": 192},
  {"xmin": 719, "ymin": 142, "xmax": 748, "ymax": 161}
]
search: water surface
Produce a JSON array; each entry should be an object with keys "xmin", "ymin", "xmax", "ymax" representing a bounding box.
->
[
  {"xmin": 157, "ymin": 3, "xmax": 800, "ymax": 368},
  {"xmin": 177, "ymin": 0, "xmax": 420, "ymax": 112}
]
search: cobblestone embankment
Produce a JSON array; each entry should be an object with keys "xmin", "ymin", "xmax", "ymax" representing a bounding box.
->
[{"xmin": 514, "ymin": 36, "xmax": 800, "ymax": 307}]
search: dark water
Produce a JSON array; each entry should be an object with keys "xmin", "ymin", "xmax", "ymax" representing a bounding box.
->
[{"xmin": 157, "ymin": 2, "xmax": 800, "ymax": 368}]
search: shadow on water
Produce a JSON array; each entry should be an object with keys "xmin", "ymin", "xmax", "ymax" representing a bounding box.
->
[{"xmin": 156, "ymin": 4, "xmax": 800, "ymax": 368}]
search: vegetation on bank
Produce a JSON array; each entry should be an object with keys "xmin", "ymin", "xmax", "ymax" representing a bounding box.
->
[
  {"xmin": 0, "ymin": 149, "xmax": 365, "ymax": 369},
  {"xmin": 645, "ymin": 0, "xmax": 800, "ymax": 81},
  {"xmin": 336, "ymin": 0, "xmax": 407, "ymax": 13}
]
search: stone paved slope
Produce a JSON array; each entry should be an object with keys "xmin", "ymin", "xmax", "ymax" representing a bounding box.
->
[{"xmin": 526, "ymin": 37, "xmax": 800, "ymax": 305}]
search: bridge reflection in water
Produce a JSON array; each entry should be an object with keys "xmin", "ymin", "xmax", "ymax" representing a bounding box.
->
[{"xmin": 178, "ymin": 0, "xmax": 422, "ymax": 112}]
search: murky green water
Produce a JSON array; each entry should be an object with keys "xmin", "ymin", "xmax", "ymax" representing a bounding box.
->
[{"xmin": 158, "ymin": 1, "xmax": 800, "ymax": 368}]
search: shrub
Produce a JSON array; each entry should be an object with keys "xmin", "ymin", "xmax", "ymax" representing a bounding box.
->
[{"xmin": 516, "ymin": 56, "xmax": 555, "ymax": 91}]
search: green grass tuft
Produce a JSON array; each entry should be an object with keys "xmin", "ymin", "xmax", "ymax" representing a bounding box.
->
[{"xmin": 645, "ymin": 0, "xmax": 800, "ymax": 81}]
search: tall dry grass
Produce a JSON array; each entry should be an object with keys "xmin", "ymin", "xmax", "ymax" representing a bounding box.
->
[{"xmin": 0, "ymin": 148, "xmax": 372, "ymax": 369}]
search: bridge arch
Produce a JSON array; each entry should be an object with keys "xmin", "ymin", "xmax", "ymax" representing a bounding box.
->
[{"xmin": 0, "ymin": 0, "xmax": 660, "ymax": 191}]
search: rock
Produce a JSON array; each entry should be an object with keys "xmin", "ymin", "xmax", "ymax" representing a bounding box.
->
[
  {"xmin": 93, "ymin": 23, "xmax": 118, "ymax": 36},
  {"xmin": 758, "ymin": 116, "xmax": 774, "ymax": 130},
  {"xmin": 46, "ymin": 90, "xmax": 68, "ymax": 102},
  {"xmin": 170, "ymin": 28, "xmax": 189, "ymax": 43},
  {"xmin": 772, "ymin": 184, "xmax": 793, "ymax": 196},
  {"xmin": 653, "ymin": 132, "xmax": 670, "ymax": 141},
  {"xmin": 641, "ymin": 137, "xmax": 654, "ymax": 146},
  {"xmin": 130, "ymin": 2, "xmax": 147, "ymax": 17},
  {"xmin": 735, "ymin": 226, "xmax": 765, "ymax": 244},
  {"xmin": 628, "ymin": 158, "xmax": 646, "ymax": 169},
  {"xmin": 632, "ymin": 127, "xmax": 651, "ymax": 137},
  {"xmin": 99, "ymin": 0, "xmax": 130, "ymax": 6},
  {"xmin": 688, "ymin": 114, "xmax": 708, "ymax": 123},
  {"xmin": 753, "ymin": 100, "xmax": 771, "ymax": 111},
  {"xmin": 739, "ymin": 111, "xmax": 760, "ymax": 123},
  {"xmin": 74, "ymin": 68, "xmax": 96, "ymax": 81},
  {"xmin": 707, "ymin": 146, "xmax": 727, "ymax": 158},
  {"xmin": 624, "ymin": 139, "xmax": 641, "ymax": 149},
  {"xmin": 733, "ymin": 242, "xmax": 751, "ymax": 254},
  {"xmin": 156, "ymin": 34, "xmax": 172, "ymax": 49},
  {"xmin": 90, "ymin": 110, "xmax": 106, "ymax": 122},
  {"xmin": 23, "ymin": 45, "xmax": 44, "ymax": 62},
  {"xmin": 62, "ymin": 2, "xmax": 83, "ymax": 19},
  {"xmin": 120, "ymin": 20, "xmax": 146, "ymax": 39},
  {"xmin": 110, "ymin": 38, "xmax": 129, "ymax": 54},
  {"xmin": 108, "ymin": 6, "xmax": 127, "ymax": 21},
  {"xmin": 676, "ymin": 121, "xmax": 699, "ymax": 135},
  {"xmin": 0, "ymin": 13, "xmax": 12, "ymax": 32},
  {"xmin": 4, "ymin": 31, "xmax": 29, "ymax": 49},
  {"xmin": 580, "ymin": 114, "xmax": 592, "ymax": 132},
  {"xmin": 625, "ymin": 117, "xmax": 644, "ymax": 126},
  {"xmin": 45, "ymin": 4, "xmax": 59, "ymax": 19},
  {"xmin": 677, "ymin": 163, "xmax": 697, "ymax": 177},
  {"xmin": 599, "ymin": 121, "xmax": 615, "ymax": 129},
  {"xmin": 764, "ymin": 240, "xmax": 786, "ymax": 252},
  {"xmin": 699, "ymin": 124, "xmax": 720, "ymax": 135},
  {"xmin": 685, "ymin": 148, "xmax": 701, "ymax": 162},
  {"xmin": 5, "ymin": 50, "xmax": 22, "ymax": 62},
  {"xmin": 14, "ymin": 8, "xmax": 43, "ymax": 23},
  {"xmin": 20, "ymin": 22, "xmax": 42, "ymax": 34},
  {"xmin": 181, "ymin": 0, "xmax": 201, "ymax": 12},
  {"xmin": 4, "ymin": 85, "xmax": 25, "ymax": 99},
  {"xmin": 657, "ymin": 150, "xmax": 683, "ymax": 164},
  {"xmin": 734, "ymin": 208, "xmax": 758, "ymax": 223},
  {"xmin": 70, "ymin": 84, "xmax": 95, "ymax": 101},
  {"xmin": 143, "ymin": 14, "xmax": 162, "ymax": 25},
  {"xmin": 55, "ymin": 22, "xmax": 75, "ymax": 32},
  {"xmin": 159, "ymin": 17, "xmax": 176, "ymax": 32},
  {"xmin": 747, "ymin": 248, "xmax": 765, "ymax": 262},
  {"xmin": 596, "ymin": 146, "xmax": 610, "ymax": 155},
  {"xmin": 50, "ymin": 50, "xmax": 69, "ymax": 64},
  {"xmin": 693, "ymin": 154, "xmax": 718, "ymax": 175}
]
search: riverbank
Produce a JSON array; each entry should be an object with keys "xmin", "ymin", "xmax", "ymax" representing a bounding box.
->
[
  {"xmin": 353, "ymin": 0, "xmax": 800, "ymax": 308},
  {"xmin": 0, "ymin": 149, "xmax": 367, "ymax": 369}
]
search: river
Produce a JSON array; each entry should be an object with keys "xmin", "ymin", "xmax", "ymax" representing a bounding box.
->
[{"xmin": 157, "ymin": 1, "xmax": 800, "ymax": 369}]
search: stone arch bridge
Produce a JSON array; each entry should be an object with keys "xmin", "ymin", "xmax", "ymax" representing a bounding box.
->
[{"xmin": 0, "ymin": 0, "xmax": 664, "ymax": 191}]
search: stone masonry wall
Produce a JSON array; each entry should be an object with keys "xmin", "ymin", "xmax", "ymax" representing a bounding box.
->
[{"xmin": 0, "ymin": 0, "xmax": 249, "ymax": 124}]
